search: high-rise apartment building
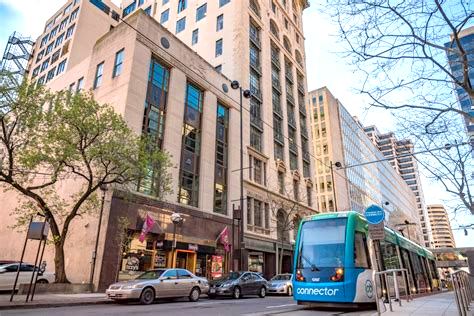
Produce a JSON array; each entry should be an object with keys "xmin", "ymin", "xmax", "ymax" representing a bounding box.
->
[
  {"xmin": 363, "ymin": 127, "xmax": 432, "ymax": 248},
  {"xmin": 1, "ymin": 0, "xmax": 315, "ymax": 287},
  {"xmin": 427, "ymin": 204, "xmax": 456, "ymax": 248},
  {"xmin": 308, "ymin": 87, "xmax": 423, "ymax": 244},
  {"xmin": 445, "ymin": 25, "xmax": 474, "ymax": 144}
]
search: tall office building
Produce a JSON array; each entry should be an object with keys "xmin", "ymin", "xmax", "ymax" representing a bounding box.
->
[
  {"xmin": 445, "ymin": 26, "xmax": 474, "ymax": 145},
  {"xmin": 308, "ymin": 87, "xmax": 423, "ymax": 244},
  {"xmin": 427, "ymin": 205, "xmax": 456, "ymax": 249},
  {"xmin": 364, "ymin": 127, "xmax": 432, "ymax": 248},
  {"xmin": 2, "ymin": 0, "xmax": 315, "ymax": 287}
]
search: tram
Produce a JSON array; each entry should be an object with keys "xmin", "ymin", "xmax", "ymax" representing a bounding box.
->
[{"xmin": 292, "ymin": 211, "xmax": 439, "ymax": 306}]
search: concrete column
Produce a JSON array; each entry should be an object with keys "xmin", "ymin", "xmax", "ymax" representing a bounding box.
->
[
  {"xmin": 162, "ymin": 68, "xmax": 187, "ymax": 203},
  {"xmin": 199, "ymin": 91, "xmax": 217, "ymax": 213}
]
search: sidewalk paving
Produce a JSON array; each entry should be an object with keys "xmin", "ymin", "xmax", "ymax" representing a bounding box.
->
[
  {"xmin": 0, "ymin": 293, "xmax": 110, "ymax": 310},
  {"xmin": 345, "ymin": 291, "xmax": 472, "ymax": 316}
]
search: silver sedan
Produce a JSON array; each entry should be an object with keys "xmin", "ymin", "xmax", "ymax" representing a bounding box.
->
[
  {"xmin": 267, "ymin": 273, "xmax": 293, "ymax": 296},
  {"xmin": 106, "ymin": 268, "xmax": 209, "ymax": 305}
]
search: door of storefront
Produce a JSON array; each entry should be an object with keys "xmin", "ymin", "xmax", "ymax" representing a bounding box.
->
[{"xmin": 174, "ymin": 250, "xmax": 196, "ymax": 273}]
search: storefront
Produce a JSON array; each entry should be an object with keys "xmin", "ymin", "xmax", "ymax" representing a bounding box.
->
[{"xmin": 97, "ymin": 191, "xmax": 235, "ymax": 290}]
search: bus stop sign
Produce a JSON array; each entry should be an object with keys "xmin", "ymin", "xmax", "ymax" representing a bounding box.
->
[{"xmin": 364, "ymin": 205, "xmax": 385, "ymax": 225}]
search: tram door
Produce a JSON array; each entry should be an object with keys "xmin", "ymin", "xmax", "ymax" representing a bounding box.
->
[{"xmin": 400, "ymin": 249, "xmax": 416, "ymax": 294}]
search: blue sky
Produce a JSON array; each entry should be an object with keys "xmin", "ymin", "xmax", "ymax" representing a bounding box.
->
[{"xmin": 0, "ymin": 0, "xmax": 472, "ymax": 247}]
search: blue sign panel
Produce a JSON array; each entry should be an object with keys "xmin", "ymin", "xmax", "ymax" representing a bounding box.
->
[{"xmin": 364, "ymin": 205, "xmax": 385, "ymax": 225}]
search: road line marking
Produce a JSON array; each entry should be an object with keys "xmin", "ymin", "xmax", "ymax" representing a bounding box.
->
[{"xmin": 266, "ymin": 303, "xmax": 297, "ymax": 308}]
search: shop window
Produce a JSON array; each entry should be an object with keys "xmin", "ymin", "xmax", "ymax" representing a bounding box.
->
[{"xmin": 214, "ymin": 103, "xmax": 229, "ymax": 214}]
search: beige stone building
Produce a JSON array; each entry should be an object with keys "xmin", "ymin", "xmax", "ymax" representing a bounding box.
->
[
  {"xmin": 307, "ymin": 87, "xmax": 423, "ymax": 244},
  {"xmin": 1, "ymin": 0, "xmax": 315, "ymax": 288},
  {"xmin": 427, "ymin": 204, "xmax": 456, "ymax": 249}
]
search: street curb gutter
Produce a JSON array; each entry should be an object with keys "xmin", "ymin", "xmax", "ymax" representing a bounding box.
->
[{"xmin": 0, "ymin": 299, "xmax": 114, "ymax": 311}]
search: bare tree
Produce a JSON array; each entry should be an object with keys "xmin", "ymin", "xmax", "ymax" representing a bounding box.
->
[
  {"xmin": 265, "ymin": 172, "xmax": 311, "ymax": 274},
  {"xmin": 325, "ymin": 0, "xmax": 473, "ymax": 131}
]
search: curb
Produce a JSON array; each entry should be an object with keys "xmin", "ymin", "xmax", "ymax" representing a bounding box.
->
[{"xmin": 0, "ymin": 299, "xmax": 113, "ymax": 310}]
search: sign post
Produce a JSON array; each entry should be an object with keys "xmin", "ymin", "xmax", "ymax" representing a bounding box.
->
[{"xmin": 365, "ymin": 204, "xmax": 387, "ymax": 314}]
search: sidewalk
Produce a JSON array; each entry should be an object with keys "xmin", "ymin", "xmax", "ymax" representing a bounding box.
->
[
  {"xmin": 348, "ymin": 291, "xmax": 472, "ymax": 316},
  {"xmin": 0, "ymin": 293, "xmax": 110, "ymax": 310}
]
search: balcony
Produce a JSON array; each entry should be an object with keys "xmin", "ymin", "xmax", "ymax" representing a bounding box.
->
[
  {"xmin": 250, "ymin": 115, "xmax": 264, "ymax": 131},
  {"xmin": 271, "ymin": 53, "xmax": 280, "ymax": 69},
  {"xmin": 297, "ymin": 82, "xmax": 305, "ymax": 94},
  {"xmin": 249, "ymin": 32, "xmax": 261, "ymax": 49},
  {"xmin": 272, "ymin": 78, "xmax": 281, "ymax": 92},
  {"xmin": 274, "ymin": 131, "xmax": 284, "ymax": 145},
  {"xmin": 286, "ymin": 93, "xmax": 295, "ymax": 105},
  {"xmin": 250, "ymin": 85, "xmax": 262, "ymax": 100},
  {"xmin": 289, "ymin": 141, "xmax": 298, "ymax": 154},
  {"xmin": 299, "ymin": 103, "xmax": 306, "ymax": 115}
]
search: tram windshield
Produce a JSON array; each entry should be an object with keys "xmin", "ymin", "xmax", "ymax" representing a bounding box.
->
[{"xmin": 297, "ymin": 218, "xmax": 347, "ymax": 269}]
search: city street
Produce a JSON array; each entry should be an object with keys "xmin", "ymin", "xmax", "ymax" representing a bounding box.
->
[{"xmin": 0, "ymin": 296, "xmax": 374, "ymax": 316}]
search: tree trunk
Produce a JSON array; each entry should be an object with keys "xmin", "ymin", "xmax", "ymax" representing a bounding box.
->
[{"xmin": 54, "ymin": 241, "xmax": 70, "ymax": 283}]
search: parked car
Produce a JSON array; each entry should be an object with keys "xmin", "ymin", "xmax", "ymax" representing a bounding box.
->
[
  {"xmin": 267, "ymin": 273, "xmax": 293, "ymax": 296},
  {"xmin": 106, "ymin": 268, "xmax": 209, "ymax": 305},
  {"xmin": 208, "ymin": 271, "xmax": 267, "ymax": 299},
  {"xmin": 0, "ymin": 260, "xmax": 17, "ymax": 266},
  {"xmin": 0, "ymin": 263, "xmax": 55, "ymax": 291}
]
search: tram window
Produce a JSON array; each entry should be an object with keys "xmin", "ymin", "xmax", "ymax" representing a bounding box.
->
[{"xmin": 354, "ymin": 232, "xmax": 370, "ymax": 269}]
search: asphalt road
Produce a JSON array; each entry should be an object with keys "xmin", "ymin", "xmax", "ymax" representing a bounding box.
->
[{"xmin": 0, "ymin": 296, "xmax": 375, "ymax": 316}]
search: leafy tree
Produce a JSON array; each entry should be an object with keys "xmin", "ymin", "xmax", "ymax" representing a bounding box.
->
[{"xmin": 0, "ymin": 79, "xmax": 172, "ymax": 283}]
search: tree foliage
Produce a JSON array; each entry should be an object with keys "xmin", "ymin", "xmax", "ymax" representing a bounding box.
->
[{"xmin": 0, "ymin": 78, "xmax": 172, "ymax": 283}]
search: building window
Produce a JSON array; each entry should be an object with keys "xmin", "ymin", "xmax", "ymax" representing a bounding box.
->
[
  {"xmin": 54, "ymin": 33, "xmax": 64, "ymax": 48},
  {"xmin": 254, "ymin": 200, "xmax": 263, "ymax": 227},
  {"xmin": 306, "ymin": 186, "xmax": 312, "ymax": 206},
  {"xmin": 271, "ymin": 1, "xmax": 276, "ymax": 13},
  {"xmin": 40, "ymin": 36, "xmax": 48, "ymax": 48},
  {"xmin": 49, "ymin": 26, "xmax": 58, "ymax": 41},
  {"xmin": 93, "ymin": 61, "xmax": 104, "ymax": 89},
  {"xmin": 219, "ymin": 0, "xmax": 230, "ymax": 7},
  {"xmin": 176, "ymin": 17, "xmax": 186, "ymax": 33},
  {"xmin": 293, "ymin": 180, "xmax": 299, "ymax": 200},
  {"xmin": 278, "ymin": 171, "xmax": 284, "ymax": 194},
  {"xmin": 290, "ymin": 152, "xmax": 298, "ymax": 170},
  {"xmin": 69, "ymin": 8, "xmax": 79, "ymax": 22},
  {"xmin": 249, "ymin": 155, "xmax": 266, "ymax": 186},
  {"xmin": 76, "ymin": 77, "xmax": 84, "ymax": 92},
  {"xmin": 46, "ymin": 43, "xmax": 54, "ymax": 55},
  {"xmin": 41, "ymin": 59, "xmax": 49, "ymax": 72},
  {"xmin": 177, "ymin": 0, "xmax": 187, "ymax": 12},
  {"xmin": 59, "ymin": 18, "xmax": 68, "ymax": 32},
  {"xmin": 214, "ymin": 103, "xmax": 229, "ymax": 215},
  {"xmin": 215, "ymin": 39, "xmax": 223, "ymax": 56},
  {"xmin": 46, "ymin": 67, "xmax": 56, "ymax": 83},
  {"xmin": 65, "ymin": 24, "xmax": 75, "ymax": 39},
  {"xmin": 113, "ymin": 49, "xmax": 124, "ymax": 78},
  {"xmin": 56, "ymin": 59, "xmax": 67, "ymax": 75},
  {"xmin": 196, "ymin": 3, "xmax": 207, "ymax": 21},
  {"xmin": 37, "ymin": 76, "xmax": 45, "ymax": 86},
  {"xmin": 250, "ymin": 126, "xmax": 262, "ymax": 152},
  {"xmin": 192, "ymin": 29, "xmax": 199, "ymax": 45},
  {"xmin": 138, "ymin": 58, "xmax": 170, "ymax": 194},
  {"xmin": 160, "ymin": 9, "xmax": 169, "ymax": 23},
  {"xmin": 216, "ymin": 14, "xmax": 224, "ymax": 31},
  {"xmin": 144, "ymin": 6, "xmax": 152, "ymax": 15},
  {"xmin": 123, "ymin": 1, "xmax": 137, "ymax": 17},
  {"xmin": 162, "ymin": 0, "xmax": 169, "ymax": 4},
  {"xmin": 178, "ymin": 83, "xmax": 203, "ymax": 207}
]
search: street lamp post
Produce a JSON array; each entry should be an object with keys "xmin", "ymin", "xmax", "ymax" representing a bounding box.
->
[
  {"xmin": 396, "ymin": 220, "xmax": 417, "ymax": 241},
  {"xmin": 230, "ymin": 80, "xmax": 251, "ymax": 270},
  {"xmin": 329, "ymin": 161, "xmax": 342, "ymax": 212},
  {"xmin": 171, "ymin": 213, "xmax": 184, "ymax": 268}
]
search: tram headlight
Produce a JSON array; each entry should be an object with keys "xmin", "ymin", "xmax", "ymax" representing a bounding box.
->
[
  {"xmin": 330, "ymin": 268, "xmax": 344, "ymax": 282},
  {"xmin": 295, "ymin": 269, "xmax": 305, "ymax": 282}
]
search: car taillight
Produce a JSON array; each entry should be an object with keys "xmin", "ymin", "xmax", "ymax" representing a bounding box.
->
[
  {"xmin": 330, "ymin": 268, "xmax": 344, "ymax": 282},
  {"xmin": 295, "ymin": 269, "xmax": 305, "ymax": 282}
]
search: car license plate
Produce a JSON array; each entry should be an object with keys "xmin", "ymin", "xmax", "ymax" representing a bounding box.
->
[{"xmin": 210, "ymin": 288, "xmax": 216, "ymax": 294}]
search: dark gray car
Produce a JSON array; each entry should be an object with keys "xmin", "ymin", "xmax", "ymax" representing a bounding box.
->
[{"xmin": 208, "ymin": 271, "xmax": 267, "ymax": 299}]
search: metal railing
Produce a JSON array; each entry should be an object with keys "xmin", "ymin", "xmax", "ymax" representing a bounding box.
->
[
  {"xmin": 451, "ymin": 270, "xmax": 473, "ymax": 316},
  {"xmin": 374, "ymin": 268, "xmax": 413, "ymax": 315}
]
